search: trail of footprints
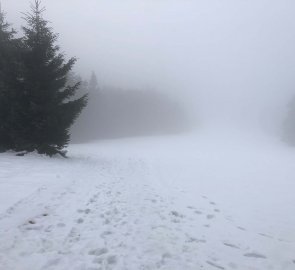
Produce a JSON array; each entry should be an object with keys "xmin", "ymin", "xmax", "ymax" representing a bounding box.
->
[
  {"xmin": 78, "ymin": 186, "xmax": 121, "ymax": 269},
  {"xmin": 178, "ymin": 194, "xmax": 295, "ymax": 269},
  {"xmin": 187, "ymin": 196, "xmax": 270, "ymax": 269},
  {"xmin": 142, "ymin": 192, "xmax": 283, "ymax": 270},
  {"xmin": 71, "ymin": 189, "xmax": 292, "ymax": 269},
  {"xmin": 15, "ymin": 181, "xmax": 294, "ymax": 270}
]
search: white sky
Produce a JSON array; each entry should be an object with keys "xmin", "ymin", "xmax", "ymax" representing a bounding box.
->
[{"xmin": 2, "ymin": 0, "xmax": 295, "ymax": 130}]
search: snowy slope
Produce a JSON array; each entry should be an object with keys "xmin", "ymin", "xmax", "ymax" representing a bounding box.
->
[{"xmin": 0, "ymin": 131, "xmax": 295, "ymax": 270}]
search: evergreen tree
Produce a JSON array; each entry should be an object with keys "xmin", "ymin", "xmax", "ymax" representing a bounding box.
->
[
  {"xmin": 0, "ymin": 6, "xmax": 23, "ymax": 152},
  {"xmin": 88, "ymin": 71, "xmax": 99, "ymax": 94},
  {"xmin": 16, "ymin": 0, "xmax": 87, "ymax": 156},
  {"xmin": 67, "ymin": 71, "xmax": 88, "ymax": 97}
]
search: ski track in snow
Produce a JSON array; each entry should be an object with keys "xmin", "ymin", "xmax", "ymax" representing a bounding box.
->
[{"xmin": 0, "ymin": 142, "xmax": 295, "ymax": 270}]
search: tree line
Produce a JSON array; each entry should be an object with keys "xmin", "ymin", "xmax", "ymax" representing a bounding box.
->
[
  {"xmin": 0, "ymin": 0, "xmax": 87, "ymax": 157},
  {"xmin": 71, "ymin": 82, "xmax": 190, "ymax": 142}
]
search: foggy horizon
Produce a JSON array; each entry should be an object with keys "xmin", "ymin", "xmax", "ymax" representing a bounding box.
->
[{"xmin": 2, "ymin": 0, "xmax": 295, "ymax": 134}]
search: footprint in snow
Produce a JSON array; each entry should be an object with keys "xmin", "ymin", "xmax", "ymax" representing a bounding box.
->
[
  {"xmin": 44, "ymin": 225, "xmax": 54, "ymax": 232},
  {"xmin": 107, "ymin": 255, "xmax": 117, "ymax": 265},
  {"xmin": 89, "ymin": 248, "xmax": 108, "ymax": 256},
  {"xmin": 258, "ymin": 233, "xmax": 273, "ymax": 239},
  {"xmin": 171, "ymin": 219, "xmax": 181, "ymax": 224},
  {"xmin": 101, "ymin": 231, "xmax": 112, "ymax": 238},
  {"xmin": 162, "ymin": 252, "xmax": 172, "ymax": 260},
  {"xmin": 236, "ymin": 226, "xmax": 247, "ymax": 231},
  {"xmin": 223, "ymin": 242, "xmax": 240, "ymax": 249},
  {"xmin": 195, "ymin": 210, "xmax": 203, "ymax": 215},
  {"xmin": 206, "ymin": 261, "xmax": 225, "ymax": 269},
  {"xmin": 155, "ymin": 253, "xmax": 172, "ymax": 268},
  {"xmin": 104, "ymin": 218, "xmax": 110, "ymax": 225},
  {"xmin": 170, "ymin": 211, "xmax": 184, "ymax": 218},
  {"xmin": 23, "ymin": 220, "xmax": 43, "ymax": 230},
  {"xmin": 28, "ymin": 220, "xmax": 36, "ymax": 225},
  {"xmin": 67, "ymin": 228, "xmax": 80, "ymax": 243},
  {"xmin": 207, "ymin": 214, "xmax": 215, "ymax": 220},
  {"xmin": 244, "ymin": 252, "xmax": 267, "ymax": 259},
  {"xmin": 25, "ymin": 225, "xmax": 43, "ymax": 231},
  {"xmin": 78, "ymin": 209, "xmax": 91, "ymax": 214},
  {"xmin": 76, "ymin": 218, "xmax": 84, "ymax": 224},
  {"xmin": 43, "ymin": 258, "xmax": 61, "ymax": 268},
  {"xmin": 92, "ymin": 257, "xmax": 103, "ymax": 265},
  {"xmin": 186, "ymin": 236, "xmax": 206, "ymax": 243},
  {"xmin": 187, "ymin": 206, "xmax": 196, "ymax": 210}
]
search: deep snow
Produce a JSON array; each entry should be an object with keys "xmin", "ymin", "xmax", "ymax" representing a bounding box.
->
[{"xmin": 0, "ymin": 130, "xmax": 295, "ymax": 270}]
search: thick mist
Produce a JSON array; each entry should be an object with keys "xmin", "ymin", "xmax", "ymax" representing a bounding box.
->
[
  {"xmin": 2, "ymin": 2, "xmax": 295, "ymax": 268},
  {"xmin": 3, "ymin": 0, "xmax": 295, "ymax": 135}
]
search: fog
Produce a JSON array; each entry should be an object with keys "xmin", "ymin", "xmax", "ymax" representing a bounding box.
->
[
  {"xmin": 2, "ymin": 0, "xmax": 295, "ymax": 135},
  {"xmin": 2, "ymin": 2, "xmax": 295, "ymax": 268}
]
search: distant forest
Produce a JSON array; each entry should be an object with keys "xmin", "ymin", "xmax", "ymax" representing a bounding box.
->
[{"xmin": 70, "ymin": 72, "xmax": 190, "ymax": 142}]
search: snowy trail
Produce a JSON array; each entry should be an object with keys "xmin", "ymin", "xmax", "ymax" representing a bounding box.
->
[{"xmin": 0, "ymin": 135, "xmax": 295, "ymax": 270}]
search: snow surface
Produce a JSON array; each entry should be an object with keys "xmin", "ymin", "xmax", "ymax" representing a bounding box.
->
[{"xmin": 0, "ymin": 130, "xmax": 295, "ymax": 270}]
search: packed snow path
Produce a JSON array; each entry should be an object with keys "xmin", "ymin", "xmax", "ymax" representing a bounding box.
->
[{"xmin": 0, "ymin": 134, "xmax": 295, "ymax": 270}]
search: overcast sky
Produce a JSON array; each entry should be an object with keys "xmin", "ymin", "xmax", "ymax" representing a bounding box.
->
[{"xmin": 2, "ymin": 0, "xmax": 295, "ymax": 130}]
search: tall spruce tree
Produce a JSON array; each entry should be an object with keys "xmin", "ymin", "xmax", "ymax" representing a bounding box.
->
[
  {"xmin": 17, "ymin": 0, "xmax": 87, "ymax": 156},
  {"xmin": 0, "ymin": 6, "xmax": 23, "ymax": 152},
  {"xmin": 0, "ymin": 6, "xmax": 11, "ymax": 151}
]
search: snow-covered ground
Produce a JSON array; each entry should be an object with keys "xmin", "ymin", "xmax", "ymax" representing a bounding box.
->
[{"xmin": 0, "ymin": 130, "xmax": 295, "ymax": 270}]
